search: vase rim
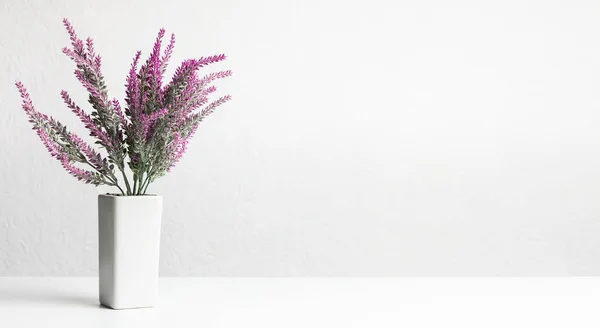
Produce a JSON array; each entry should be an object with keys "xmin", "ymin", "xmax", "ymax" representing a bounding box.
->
[{"xmin": 99, "ymin": 193, "xmax": 161, "ymax": 198}]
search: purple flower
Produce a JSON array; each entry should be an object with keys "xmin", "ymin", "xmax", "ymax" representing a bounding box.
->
[
  {"xmin": 16, "ymin": 19, "xmax": 232, "ymax": 195},
  {"xmin": 59, "ymin": 154, "xmax": 95, "ymax": 184},
  {"xmin": 60, "ymin": 90, "xmax": 113, "ymax": 147}
]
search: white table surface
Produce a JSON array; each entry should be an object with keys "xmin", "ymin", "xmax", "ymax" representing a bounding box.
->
[{"xmin": 0, "ymin": 278, "xmax": 599, "ymax": 327}]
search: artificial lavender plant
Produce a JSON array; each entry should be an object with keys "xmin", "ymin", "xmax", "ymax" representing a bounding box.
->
[{"xmin": 16, "ymin": 19, "xmax": 232, "ymax": 195}]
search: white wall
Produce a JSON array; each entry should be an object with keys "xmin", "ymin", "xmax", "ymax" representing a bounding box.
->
[{"xmin": 2, "ymin": 0, "xmax": 600, "ymax": 276}]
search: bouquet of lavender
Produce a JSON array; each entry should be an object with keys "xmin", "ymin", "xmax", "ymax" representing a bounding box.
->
[{"xmin": 15, "ymin": 19, "xmax": 232, "ymax": 195}]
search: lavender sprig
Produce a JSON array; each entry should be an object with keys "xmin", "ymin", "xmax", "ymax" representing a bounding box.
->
[{"xmin": 15, "ymin": 19, "xmax": 232, "ymax": 195}]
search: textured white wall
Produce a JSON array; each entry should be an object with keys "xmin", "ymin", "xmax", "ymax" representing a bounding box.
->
[{"xmin": 2, "ymin": 0, "xmax": 600, "ymax": 276}]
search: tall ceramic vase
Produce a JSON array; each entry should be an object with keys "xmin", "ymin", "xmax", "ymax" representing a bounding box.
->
[{"xmin": 98, "ymin": 194, "xmax": 163, "ymax": 309}]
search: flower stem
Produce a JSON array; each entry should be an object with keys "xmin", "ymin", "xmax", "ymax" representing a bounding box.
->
[
  {"xmin": 139, "ymin": 174, "xmax": 146, "ymax": 195},
  {"xmin": 142, "ymin": 178, "xmax": 151, "ymax": 194},
  {"xmin": 113, "ymin": 183, "xmax": 126, "ymax": 195},
  {"xmin": 118, "ymin": 165, "xmax": 132, "ymax": 195},
  {"xmin": 78, "ymin": 155, "xmax": 125, "ymax": 195},
  {"xmin": 132, "ymin": 174, "xmax": 138, "ymax": 195}
]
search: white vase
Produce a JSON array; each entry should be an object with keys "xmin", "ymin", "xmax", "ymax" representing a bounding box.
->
[{"xmin": 98, "ymin": 194, "xmax": 163, "ymax": 309}]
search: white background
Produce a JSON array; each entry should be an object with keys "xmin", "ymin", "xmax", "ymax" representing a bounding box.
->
[{"xmin": 1, "ymin": 0, "xmax": 600, "ymax": 276}]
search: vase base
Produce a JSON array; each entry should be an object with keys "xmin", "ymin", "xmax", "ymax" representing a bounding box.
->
[{"xmin": 100, "ymin": 300, "xmax": 156, "ymax": 310}]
